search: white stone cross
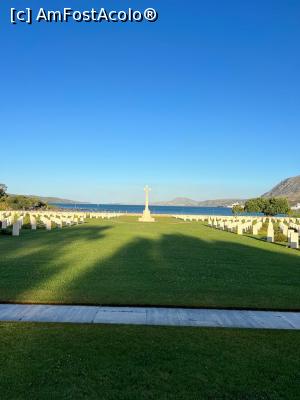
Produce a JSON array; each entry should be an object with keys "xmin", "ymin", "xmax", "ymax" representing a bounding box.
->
[
  {"xmin": 139, "ymin": 185, "xmax": 155, "ymax": 222},
  {"xmin": 144, "ymin": 185, "xmax": 151, "ymax": 210}
]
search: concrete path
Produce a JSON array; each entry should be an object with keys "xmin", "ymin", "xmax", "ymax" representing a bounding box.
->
[{"xmin": 0, "ymin": 304, "xmax": 300, "ymax": 330}]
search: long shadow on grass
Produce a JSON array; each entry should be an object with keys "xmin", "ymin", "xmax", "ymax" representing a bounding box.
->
[
  {"xmin": 0, "ymin": 224, "xmax": 113, "ymax": 303},
  {"xmin": 0, "ymin": 224, "xmax": 300, "ymax": 309},
  {"xmin": 1, "ymin": 227, "xmax": 299, "ymax": 397}
]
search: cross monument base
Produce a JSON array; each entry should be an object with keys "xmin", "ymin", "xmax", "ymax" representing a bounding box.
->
[{"xmin": 139, "ymin": 209, "xmax": 155, "ymax": 222}]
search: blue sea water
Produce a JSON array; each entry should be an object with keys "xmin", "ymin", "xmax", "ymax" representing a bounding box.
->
[{"xmin": 52, "ymin": 203, "xmax": 235, "ymax": 216}]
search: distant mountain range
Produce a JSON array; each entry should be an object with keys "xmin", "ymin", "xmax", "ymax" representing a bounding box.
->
[
  {"xmin": 153, "ymin": 175, "xmax": 300, "ymax": 207},
  {"xmin": 11, "ymin": 175, "xmax": 299, "ymax": 207},
  {"xmin": 41, "ymin": 196, "xmax": 90, "ymax": 204},
  {"xmin": 153, "ymin": 197, "xmax": 245, "ymax": 207},
  {"xmin": 262, "ymin": 175, "xmax": 300, "ymax": 204},
  {"xmin": 43, "ymin": 197, "xmax": 91, "ymax": 204}
]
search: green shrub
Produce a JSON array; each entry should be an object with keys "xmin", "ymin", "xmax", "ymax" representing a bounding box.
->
[
  {"xmin": 274, "ymin": 231, "xmax": 287, "ymax": 243},
  {"xmin": 244, "ymin": 197, "xmax": 290, "ymax": 216},
  {"xmin": 22, "ymin": 214, "xmax": 31, "ymax": 229}
]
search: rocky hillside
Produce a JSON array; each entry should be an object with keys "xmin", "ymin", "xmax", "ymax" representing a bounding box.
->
[
  {"xmin": 9, "ymin": 194, "xmax": 89, "ymax": 204},
  {"xmin": 262, "ymin": 175, "xmax": 300, "ymax": 204}
]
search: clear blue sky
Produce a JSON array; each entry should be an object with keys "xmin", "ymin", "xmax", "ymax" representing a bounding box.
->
[{"xmin": 1, "ymin": 0, "xmax": 299, "ymax": 203}]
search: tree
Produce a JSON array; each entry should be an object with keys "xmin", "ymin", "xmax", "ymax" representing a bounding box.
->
[
  {"xmin": 0, "ymin": 184, "xmax": 49, "ymax": 210},
  {"xmin": 263, "ymin": 197, "xmax": 290, "ymax": 216},
  {"xmin": 0, "ymin": 183, "xmax": 7, "ymax": 199},
  {"xmin": 5, "ymin": 195, "xmax": 48, "ymax": 211},
  {"xmin": 232, "ymin": 204, "xmax": 244, "ymax": 215},
  {"xmin": 244, "ymin": 197, "xmax": 290, "ymax": 216},
  {"xmin": 244, "ymin": 198, "xmax": 267, "ymax": 213}
]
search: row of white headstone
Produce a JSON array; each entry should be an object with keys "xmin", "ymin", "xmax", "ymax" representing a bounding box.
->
[
  {"xmin": 173, "ymin": 215, "xmax": 300, "ymax": 249},
  {"xmin": 89, "ymin": 212, "xmax": 122, "ymax": 219},
  {"xmin": 0, "ymin": 211, "xmax": 123, "ymax": 236},
  {"xmin": 0, "ymin": 212, "xmax": 85, "ymax": 236}
]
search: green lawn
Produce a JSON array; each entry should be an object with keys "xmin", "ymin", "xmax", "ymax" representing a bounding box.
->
[
  {"xmin": 0, "ymin": 322, "xmax": 299, "ymax": 400},
  {"xmin": 0, "ymin": 216, "xmax": 299, "ymax": 309}
]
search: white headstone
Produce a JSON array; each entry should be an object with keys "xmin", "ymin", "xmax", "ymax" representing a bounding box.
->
[
  {"xmin": 12, "ymin": 222, "xmax": 20, "ymax": 236},
  {"xmin": 267, "ymin": 222, "xmax": 274, "ymax": 243},
  {"xmin": 289, "ymin": 231, "xmax": 299, "ymax": 249}
]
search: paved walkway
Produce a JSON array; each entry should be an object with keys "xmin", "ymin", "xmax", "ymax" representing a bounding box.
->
[{"xmin": 0, "ymin": 304, "xmax": 300, "ymax": 329}]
